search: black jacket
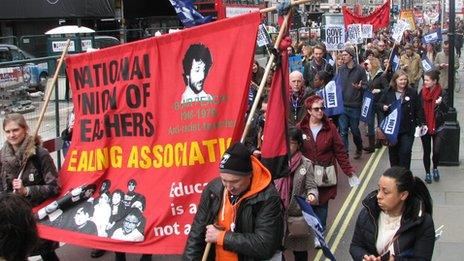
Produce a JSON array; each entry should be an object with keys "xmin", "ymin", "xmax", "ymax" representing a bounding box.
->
[
  {"xmin": 378, "ymin": 87, "xmax": 425, "ymax": 136},
  {"xmin": 350, "ymin": 191, "xmax": 435, "ymax": 260},
  {"xmin": 183, "ymin": 177, "xmax": 284, "ymax": 261},
  {"xmin": 338, "ymin": 63, "xmax": 368, "ymax": 108}
]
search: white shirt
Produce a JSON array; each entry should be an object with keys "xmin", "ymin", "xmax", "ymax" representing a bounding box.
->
[
  {"xmin": 376, "ymin": 211, "xmax": 402, "ymax": 255},
  {"xmin": 111, "ymin": 228, "xmax": 144, "ymax": 242},
  {"xmin": 181, "ymin": 87, "xmax": 213, "ymax": 104}
]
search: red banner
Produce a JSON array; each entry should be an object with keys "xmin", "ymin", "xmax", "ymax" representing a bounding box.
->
[
  {"xmin": 342, "ymin": 0, "xmax": 390, "ymax": 31},
  {"xmin": 37, "ymin": 12, "xmax": 260, "ymax": 254}
]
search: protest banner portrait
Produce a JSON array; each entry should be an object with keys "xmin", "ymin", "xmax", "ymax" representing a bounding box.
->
[
  {"xmin": 36, "ymin": 12, "xmax": 261, "ymax": 254},
  {"xmin": 347, "ymin": 24, "xmax": 363, "ymax": 44},
  {"xmin": 325, "ymin": 24, "xmax": 345, "ymax": 51}
]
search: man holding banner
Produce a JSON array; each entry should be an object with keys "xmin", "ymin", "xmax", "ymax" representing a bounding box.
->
[{"xmin": 183, "ymin": 142, "xmax": 283, "ymax": 260}]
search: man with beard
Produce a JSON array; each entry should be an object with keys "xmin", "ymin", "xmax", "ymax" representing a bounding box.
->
[
  {"xmin": 302, "ymin": 44, "xmax": 334, "ymax": 89},
  {"xmin": 181, "ymin": 43, "xmax": 214, "ymax": 104}
]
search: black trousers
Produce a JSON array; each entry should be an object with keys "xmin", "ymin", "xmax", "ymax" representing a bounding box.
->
[
  {"xmin": 388, "ymin": 133, "xmax": 415, "ymax": 170},
  {"xmin": 421, "ymin": 131, "xmax": 445, "ymax": 173}
]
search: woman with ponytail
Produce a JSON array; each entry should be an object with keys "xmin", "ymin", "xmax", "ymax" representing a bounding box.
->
[{"xmin": 350, "ymin": 167, "xmax": 435, "ymax": 260}]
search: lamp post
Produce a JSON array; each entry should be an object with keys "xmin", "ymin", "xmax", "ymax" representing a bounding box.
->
[{"xmin": 439, "ymin": 0, "xmax": 461, "ymax": 166}]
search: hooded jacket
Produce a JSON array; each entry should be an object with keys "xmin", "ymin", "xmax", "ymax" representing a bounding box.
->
[
  {"xmin": 350, "ymin": 191, "xmax": 435, "ymax": 260},
  {"xmin": 183, "ymin": 157, "xmax": 284, "ymax": 261}
]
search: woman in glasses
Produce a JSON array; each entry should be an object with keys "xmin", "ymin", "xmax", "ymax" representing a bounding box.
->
[{"xmin": 297, "ymin": 95, "xmax": 358, "ymax": 248}]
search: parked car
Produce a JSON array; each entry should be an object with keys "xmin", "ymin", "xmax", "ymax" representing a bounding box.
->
[
  {"xmin": 0, "ymin": 44, "xmax": 48, "ymax": 91},
  {"xmin": 94, "ymin": 36, "xmax": 120, "ymax": 49}
]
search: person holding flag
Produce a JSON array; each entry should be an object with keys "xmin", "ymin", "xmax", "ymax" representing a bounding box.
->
[
  {"xmin": 350, "ymin": 167, "xmax": 435, "ymax": 260},
  {"xmin": 378, "ymin": 70, "xmax": 425, "ymax": 170},
  {"xmin": 183, "ymin": 142, "xmax": 284, "ymax": 260},
  {"xmin": 364, "ymin": 57, "xmax": 389, "ymax": 152},
  {"xmin": 275, "ymin": 128, "xmax": 318, "ymax": 260}
]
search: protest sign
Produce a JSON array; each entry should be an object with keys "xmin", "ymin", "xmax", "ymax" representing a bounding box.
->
[
  {"xmin": 422, "ymin": 29, "xmax": 442, "ymax": 44},
  {"xmin": 37, "ymin": 12, "xmax": 261, "ymax": 254},
  {"xmin": 347, "ymin": 24, "xmax": 363, "ymax": 44},
  {"xmin": 325, "ymin": 25, "xmax": 345, "ymax": 51},
  {"xmin": 288, "ymin": 54, "xmax": 303, "ymax": 73},
  {"xmin": 400, "ymin": 10, "xmax": 416, "ymax": 30},
  {"xmin": 257, "ymin": 23, "xmax": 271, "ymax": 47},
  {"xmin": 392, "ymin": 19, "xmax": 410, "ymax": 43},
  {"xmin": 322, "ymin": 75, "xmax": 344, "ymax": 117},
  {"xmin": 361, "ymin": 24, "xmax": 373, "ymax": 39},
  {"xmin": 421, "ymin": 55, "xmax": 435, "ymax": 72}
]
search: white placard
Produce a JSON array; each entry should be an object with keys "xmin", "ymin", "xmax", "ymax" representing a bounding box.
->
[
  {"xmin": 361, "ymin": 24, "xmax": 373, "ymax": 39},
  {"xmin": 52, "ymin": 41, "xmax": 75, "ymax": 52},
  {"xmin": 325, "ymin": 25, "xmax": 345, "ymax": 51},
  {"xmin": 347, "ymin": 24, "xmax": 363, "ymax": 44},
  {"xmin": 225, "ymin": 6, "xmax": 259, "ymax": 18},
  {"xmin": 392, "ymin": 19, "xmax": 410, "ymax": 43},
  {"xmin": 81, "ymin": 39, "xmax": 92, "ymax": 51}
]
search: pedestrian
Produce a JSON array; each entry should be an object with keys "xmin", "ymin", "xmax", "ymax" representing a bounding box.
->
[
  {"xmin": 289, "ymin": 70, "xmax": 311, "ymax": 127},
  {"xmin": 364, "ymin": 57, "xmax": 389, "ymax": 152},
  {"xmin": 379, "ymin": 70, "xmax": 424, "ymax": 170},
  {"xmin": 0, "ymin": 192, "xmax": 39, "ymax": 261},
  {"xmin": 303, "ymin": 44, "xmax": 334, "ymax": 89},
  {"xmin": 399, "ymin": 44, "xmax": 423, "ymax": 89},
  {"xmin": 275, "ymin": 128, "xmax": 318, "ymax": 260},
  {"xmin": 183, "ymin": 142, "xmax": 284, "ymax": 260},
  {"xmin": 419, "ymin": 70, "xmax": 448, "ymax": 184},
  {"xmin": 297, "ymin": 95, "xmax": 359, "ymax": 248},
  {"xmin": 350, "ymin": 166, "xmax": 435, "ymax": 260},
  {"xmin": 0, "ymin": 113, "xmax": 60, "ymax": 261},
  {"xmin": 434, "ymin": 37, "xmax": 460, "ymax": 97},
  {"xmin": 338, "ymin": 46, "xmax": 367, "ymax": 159}
]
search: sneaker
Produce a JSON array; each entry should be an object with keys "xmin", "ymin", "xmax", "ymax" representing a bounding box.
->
[
  {"xmin": 90, "ymin": 249, "xmax": 106, "ymax": 258},
  {"xmin": 354, "ymin": 150, "xmax": 362, "ymax": 159},
  {"xmin": 432, "ymin": 169, "xmax": 440, "ymax": 182},
  {"xmin": 424, "ymin": 172, "xmax": 432, "ymax": 184}
]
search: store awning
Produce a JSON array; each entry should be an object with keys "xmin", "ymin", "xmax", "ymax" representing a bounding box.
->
[{"xmin": 0, "ymin": 0, "xmax": 115, "ymax": 20}]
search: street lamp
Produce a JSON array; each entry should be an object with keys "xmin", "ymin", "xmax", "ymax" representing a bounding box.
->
[{"xmin": 439, "ymin": 0, "xmax": 461, "ymax": 166}]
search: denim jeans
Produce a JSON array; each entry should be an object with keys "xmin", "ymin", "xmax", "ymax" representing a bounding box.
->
[
  {"xmin": 338, "ymin": 106, "xmax": 363, "ymax": 152},
  {"xmin": 367, "ymin": 110, "xmax": 384, "ymax": 137},
  {"xmin": 388, "ymin": 133, "xmax": 415, "ymax": 170},
  {"xmin": 313, "ymin": 202, "xmax": 329, "ymax": 231}
]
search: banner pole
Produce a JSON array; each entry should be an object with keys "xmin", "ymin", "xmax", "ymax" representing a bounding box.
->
[
  {"xmin": 384, "ymin": 42, "xmax": 397, "ymax": 73},
  {"xmin": 240, "ymin": 9, "xmax": 293, "ymax": 143},
  {"xmin": 17, "ymin": 39, "xmax": 71, "ymax": 180},
  {"xmin": 201, "ymin": 243, "xmax": 212, "ymax": 261},
  {"xmin": 259, "ymin": 0, "xmax": 310, "ymax": 14}
]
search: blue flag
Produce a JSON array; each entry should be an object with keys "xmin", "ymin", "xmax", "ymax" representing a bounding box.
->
[
  {"xmin": 288, "ymin": 54, "xmax": 304, "ymax": 73},
  {"xmin": 421, "ymin": 54, "xmax": 435, "ymax": 73},
  {"xmin": 169, "ymin": 0, "xmax": 212, "ymax": 28},
  {"xmin": 360, "ymin": 90, "xmax": 374, "ymax": 123},
  {"xmin": 322, "ymin": 75, "xmax": 344, "ymax": 117},
  {"xmin": 390, "ymin": 48, "xmax": 400, "ymax": 72},
  {"xmin": 380, "ymin": 99, "xmax": 402, "ymax": 145},
  {"xmin": 295, "ymin": 196, "xmax": 336, "ymax": 261},
  {"xmin": 422, "ymin": 29, "xmax": 442, "ymax": 44}
]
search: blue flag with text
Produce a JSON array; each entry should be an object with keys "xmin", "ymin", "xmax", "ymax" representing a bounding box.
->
[
  {"xmin": 296, "ymin": 196, "xmax": 336, "ymax": 261},
  {"xmin": 322, "ymin": 75, "xmax": 344, "ymax": 117},
  {"xmin": 360, "ymin": 90, "xmax": 374, "ymax": 123},
  {"xmin": 169, "ymin": 0, "xmax": 212, "ymax": 27},
  {"xmin": 380, "ymin": 99, "xmax": 402, "ymax": 144}
]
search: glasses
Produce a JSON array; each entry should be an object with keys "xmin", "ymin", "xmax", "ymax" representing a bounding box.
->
[{"xmin": 311, "ymin": 107, "xmax": 325, "ymax": 112}]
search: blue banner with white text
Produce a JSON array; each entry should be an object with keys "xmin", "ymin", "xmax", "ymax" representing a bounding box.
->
[
  {"xmin": 323, "ymin": 75, "xmax": 344, "ymax": 117},
  {"xmin": 360, "ymin": 90, "xmax": 374, "ymax": 123},
  {"xmin": 380, "ymin": 99, "xmax": 402, "ymax": 145}
]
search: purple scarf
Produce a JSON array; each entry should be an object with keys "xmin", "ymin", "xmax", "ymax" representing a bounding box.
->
[{"xmin": 275, "ymin": 151, "xmax": 302, "ymax": 209}]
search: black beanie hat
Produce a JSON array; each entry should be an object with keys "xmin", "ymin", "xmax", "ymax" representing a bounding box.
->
[{"xmin": 219, "ymin": 142, "xmax": 252, "ymax": 176}]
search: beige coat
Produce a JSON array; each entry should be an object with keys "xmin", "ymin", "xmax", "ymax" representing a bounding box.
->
[
  {"xmin": 284, "ymin": 156, "xmax": 319, "ymax": 252},
  {"xmin": 400, "ymin": 52, "xmax": 423, "ymax": 87},
  {"xmin": 434, "ymin": 51, "xmax": 460, "ymax": 89}
]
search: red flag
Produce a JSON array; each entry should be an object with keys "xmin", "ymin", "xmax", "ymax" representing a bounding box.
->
[
  {"xmin": 36, "ymin": 12, "xmax": 261, "ymax": 254},
  {"xmin": 260, "ymin": 37, "xmax": 291, "ymax": 179},
  {"xmin": 342, "ymin": 0, "xmax": 391, "ymax": 31}
]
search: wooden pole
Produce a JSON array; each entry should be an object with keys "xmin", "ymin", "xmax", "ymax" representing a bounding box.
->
[
  {"xmin": 17, "ymin": 39, "xmax": 71, "ymax": 180},
  {"xmin": 201, "ymin": 242, "xmax": 212, "ymax": 261},
  {"xmin": 384, "ymin": 42, "xmax": 397, "ymax": 73},
  {"xmin": 240, "ymin": 9, "xmax": 293, "ymax": 143}
]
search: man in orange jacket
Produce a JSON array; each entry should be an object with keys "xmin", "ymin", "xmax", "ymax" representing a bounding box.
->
[{"xmin": 183, "ymin": 142, "xmax": 284, "ymax": 261}]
